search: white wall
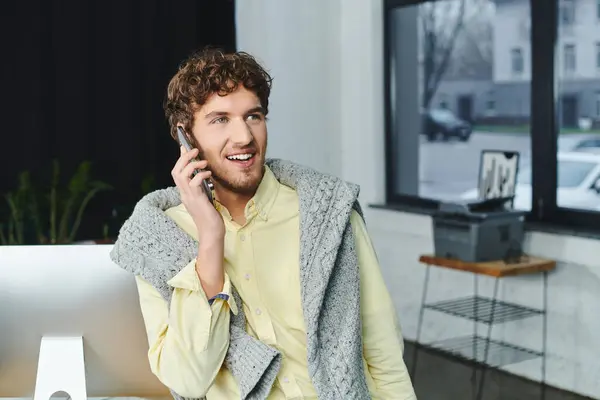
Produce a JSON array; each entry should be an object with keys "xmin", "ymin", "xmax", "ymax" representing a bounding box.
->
[
  {"xmin": 235, "ymin": 0, "xmax": 343, "ymax": 179},
  {"xmin": 236, "ymin": 0, "xmax": 386, "ymax": 201},
  {"xmin": 236, "ymin": 0, "xmax": 600, "ymax": 398}
]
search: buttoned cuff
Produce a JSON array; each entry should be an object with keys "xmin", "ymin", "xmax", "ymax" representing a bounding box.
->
[{"xmin": 167, "ymin": 259, "xmax": 238, "ymax": 315}]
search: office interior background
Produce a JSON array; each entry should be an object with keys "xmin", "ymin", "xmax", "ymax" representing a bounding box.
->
[{"xmin": 2, "ymin": 0, "xmax": 600, "ymax": 399}]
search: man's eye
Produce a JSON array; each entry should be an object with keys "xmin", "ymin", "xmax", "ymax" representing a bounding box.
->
[
  {"xmin": 213, "ymin": 117, "xmax": 228, "ymax": 124},
  {"xmin": 247, "ymin": 114, "xmax": 262, "ymax": 121}
]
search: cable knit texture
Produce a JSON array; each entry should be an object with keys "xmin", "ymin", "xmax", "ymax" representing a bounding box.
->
[{"xmin": 110, "ymin": 158, "xmax": 370, "ymax": 400}]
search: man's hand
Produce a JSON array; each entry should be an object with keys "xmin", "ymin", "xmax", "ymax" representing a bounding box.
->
[
  {"xmin": 172, "ymin": 146, "xmax": 225, "ymax": 297},
  {"xmin": 171, "ymin": 146, "xmax": 225, "ymax": 242}
]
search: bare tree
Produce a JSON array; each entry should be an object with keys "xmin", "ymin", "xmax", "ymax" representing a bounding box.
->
[
  {"xmin": 420, "ymin": 0, "xmax": 492, "ymax": 109},
  {"xmin": 421, "ymin": 0, "xmax": 466, "ymax": 110},
  {"xmin": 449, "ymin": 12, "xmax": 493, "ymax": 79}
]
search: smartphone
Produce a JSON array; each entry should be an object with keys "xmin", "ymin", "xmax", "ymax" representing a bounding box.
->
[{"xmin": 177, "ymin": 126, "xmax": 215, "ymax": 205}]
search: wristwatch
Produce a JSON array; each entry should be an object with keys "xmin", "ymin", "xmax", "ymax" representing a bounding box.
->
[{"xmin": 208, "ymin": 292, "xmax": 230, "ymax": 306}]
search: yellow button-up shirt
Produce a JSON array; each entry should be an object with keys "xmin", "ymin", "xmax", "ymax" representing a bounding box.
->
[{"xmin": 134, "ymin": 166, "xmax": 416, "ymax": 399}]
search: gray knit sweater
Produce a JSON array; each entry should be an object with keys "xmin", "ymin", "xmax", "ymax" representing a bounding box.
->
[{"xmin": 110, "ymin": 158, "xmax": 371, "ymax": 400}]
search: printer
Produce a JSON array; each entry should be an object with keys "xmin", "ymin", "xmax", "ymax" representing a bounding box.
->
[{"xmin": 432, "ymin": 196, "xmax": 526, "ymax": 262}]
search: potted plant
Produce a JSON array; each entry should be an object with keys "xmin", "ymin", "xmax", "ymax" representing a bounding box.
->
[
  {"xmin": 0, "ymin": 171, "xmax": 35, "ymax": 245},
  {"xmin": 0, "ymin": 159, "xmax": 112, "ymax": 245}
]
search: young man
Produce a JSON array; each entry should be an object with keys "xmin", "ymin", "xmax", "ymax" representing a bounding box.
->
[{"xmin": 110, "ymin": 49, "xmax": 416, "ymax": 400}]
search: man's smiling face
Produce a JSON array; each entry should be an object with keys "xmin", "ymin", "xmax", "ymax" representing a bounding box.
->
[{"xmin": 189, "ymin": 85, "xmax": 267, "ymax": 197}]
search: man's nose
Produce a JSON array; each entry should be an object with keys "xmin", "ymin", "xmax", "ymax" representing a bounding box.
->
[{"xmin": 230, "ymin": 118, "xmax": 253, "ymax": 146}]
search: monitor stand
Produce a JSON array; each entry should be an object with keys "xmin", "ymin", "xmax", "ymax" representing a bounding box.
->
[{"xmin": 34, "ymin": 336, "xmax": 87, "ymax": 400}]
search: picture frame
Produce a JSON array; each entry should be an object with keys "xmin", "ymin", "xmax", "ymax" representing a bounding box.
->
[{"xmin": 477, "ymin": 150, "xmax": 520, "ymax": 203}]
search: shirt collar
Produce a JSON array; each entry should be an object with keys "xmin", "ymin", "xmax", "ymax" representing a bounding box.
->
[
  {"xmin": 215, "ymin": 165, "xmax": 279, "ymax": 222},
  {"xmin": 248, "ymin": 165, "xmax": 279, "ymax": 221}
]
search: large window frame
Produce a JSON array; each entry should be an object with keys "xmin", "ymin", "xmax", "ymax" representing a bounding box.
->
[{"xmin": 383, "ymin": 0, "xmax": 600, "ymax": 231}]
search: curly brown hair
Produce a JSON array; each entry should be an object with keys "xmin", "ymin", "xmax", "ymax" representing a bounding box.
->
[{"xmin": 164, "ymin": 48, "xmax": 273, "ymax": 145}]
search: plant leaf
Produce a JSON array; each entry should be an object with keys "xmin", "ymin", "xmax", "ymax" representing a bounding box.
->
[{"xmin": 68, "ymin": 183, "xmax": 112, "ymax": 242}]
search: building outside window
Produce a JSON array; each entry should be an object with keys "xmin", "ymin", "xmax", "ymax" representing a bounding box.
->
[
  {"xmin": 560, "ymin": 0, "xmax": 575, "ymax": 25},
  {"xmin": 385, "ymin": 0, "xmax": 600, "ymax": 230}
]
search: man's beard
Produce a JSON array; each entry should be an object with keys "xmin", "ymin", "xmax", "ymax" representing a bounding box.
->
[
  {"xmin": 210, "ymin": 162, "xmax": 265, "ymax": 196},
  {"xmin": 201, "ymin": 137, "xmax": 267, "ymax": 196}
]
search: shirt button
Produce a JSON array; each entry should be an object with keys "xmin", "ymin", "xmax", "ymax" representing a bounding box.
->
[
  {"xmin": 244, "ymin": 273, "xmax": 251, "ymax": 280},
  {"xmin": 240, "ymin": 233, "xmax": 246, "ymax": 241},
  {"xmin": 283, "ymin": 377, "xmax": 290, "ymax": 383},
  {"xmin": 255, "ymin": 308, "xmax": 262, "ymax": 315}
]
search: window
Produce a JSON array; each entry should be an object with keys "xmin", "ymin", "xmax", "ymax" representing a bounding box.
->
[
  {"xmin": 557, "ymin": 4, "xmax": 600, "ymax": 214},
  {"xmin": 563, "ymin": 44, "xmax": 576, "ymax": 73},
  {"xmin": 439, "ymin": 94, "xmax": 449, "ymax": 109},
  {"xmin": 511, "ymin": 48, "xmax": 524, "ymax": 74},
  {"xmin": 385, "ymin": 0, "xmax": 530, "ymax": 208},
  {"xmin": 560, "ymin": 0, "xmax": 575, "ymax": 25},
  {"xmin": 385, "ymin": 0, "xmax": 600, "ymax": 230},
  {"xmin": 486, "ymin": 90, "xmax": 495, "ymax": 113}
]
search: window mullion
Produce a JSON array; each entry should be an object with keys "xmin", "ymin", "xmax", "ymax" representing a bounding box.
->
[{"xmin": 530, "ymin": 0, "xmax": 558, "ymax": 222}]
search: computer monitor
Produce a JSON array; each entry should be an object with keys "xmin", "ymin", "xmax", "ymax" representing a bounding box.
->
[{"xmin": 0, "ymin": 244, "xmax": 169, "ymax": 398}]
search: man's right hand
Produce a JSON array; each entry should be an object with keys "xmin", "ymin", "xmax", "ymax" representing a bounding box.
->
[
  {"xmin": 171, "ymin": 146, "xmax": 225, "ymax": 243},
  {"xmin": 172, "ymin": 146, "xmax": 225, "ymax": 297}
]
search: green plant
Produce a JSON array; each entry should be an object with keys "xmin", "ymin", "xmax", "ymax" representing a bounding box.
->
[
  {"xmin": 45, "ymin": 160, "xmax": 113, "ymax": 244},
  {"xmin": 0, "ymin": 160, "xmax": 112, "ymax": 245},
  {"xmin": 0, "ymin": 171, "xmax": 35, "ymax": 245},
  {"xmin": 102, "ymin": 223, "xmax": 109, "ymax": 240}
]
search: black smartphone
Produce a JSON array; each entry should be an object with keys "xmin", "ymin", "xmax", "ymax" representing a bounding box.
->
[{"xmin": 177, "ymin": 126, "xmax": 215, "ymax": 205}]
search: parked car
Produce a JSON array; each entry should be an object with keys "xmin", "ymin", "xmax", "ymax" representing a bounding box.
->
[
  {"xmin": 460, "ymin": 152, "xmax": 600, "ymax": 210},
  {"xmin": 559, "ymin": 133, "xmax": 600, "ymax": 153},
  {"xmin": 422, "ymin": 108, "xmax": 472, "ymax": 142}
]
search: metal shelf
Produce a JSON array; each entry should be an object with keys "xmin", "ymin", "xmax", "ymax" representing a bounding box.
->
[
  {"xmin": 424, "ymin": 296, "xmax": 543, "ymax": 324},
  {"xmin": 424, "ymin": 335, "xmax": 543, "ymax": 368}
]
